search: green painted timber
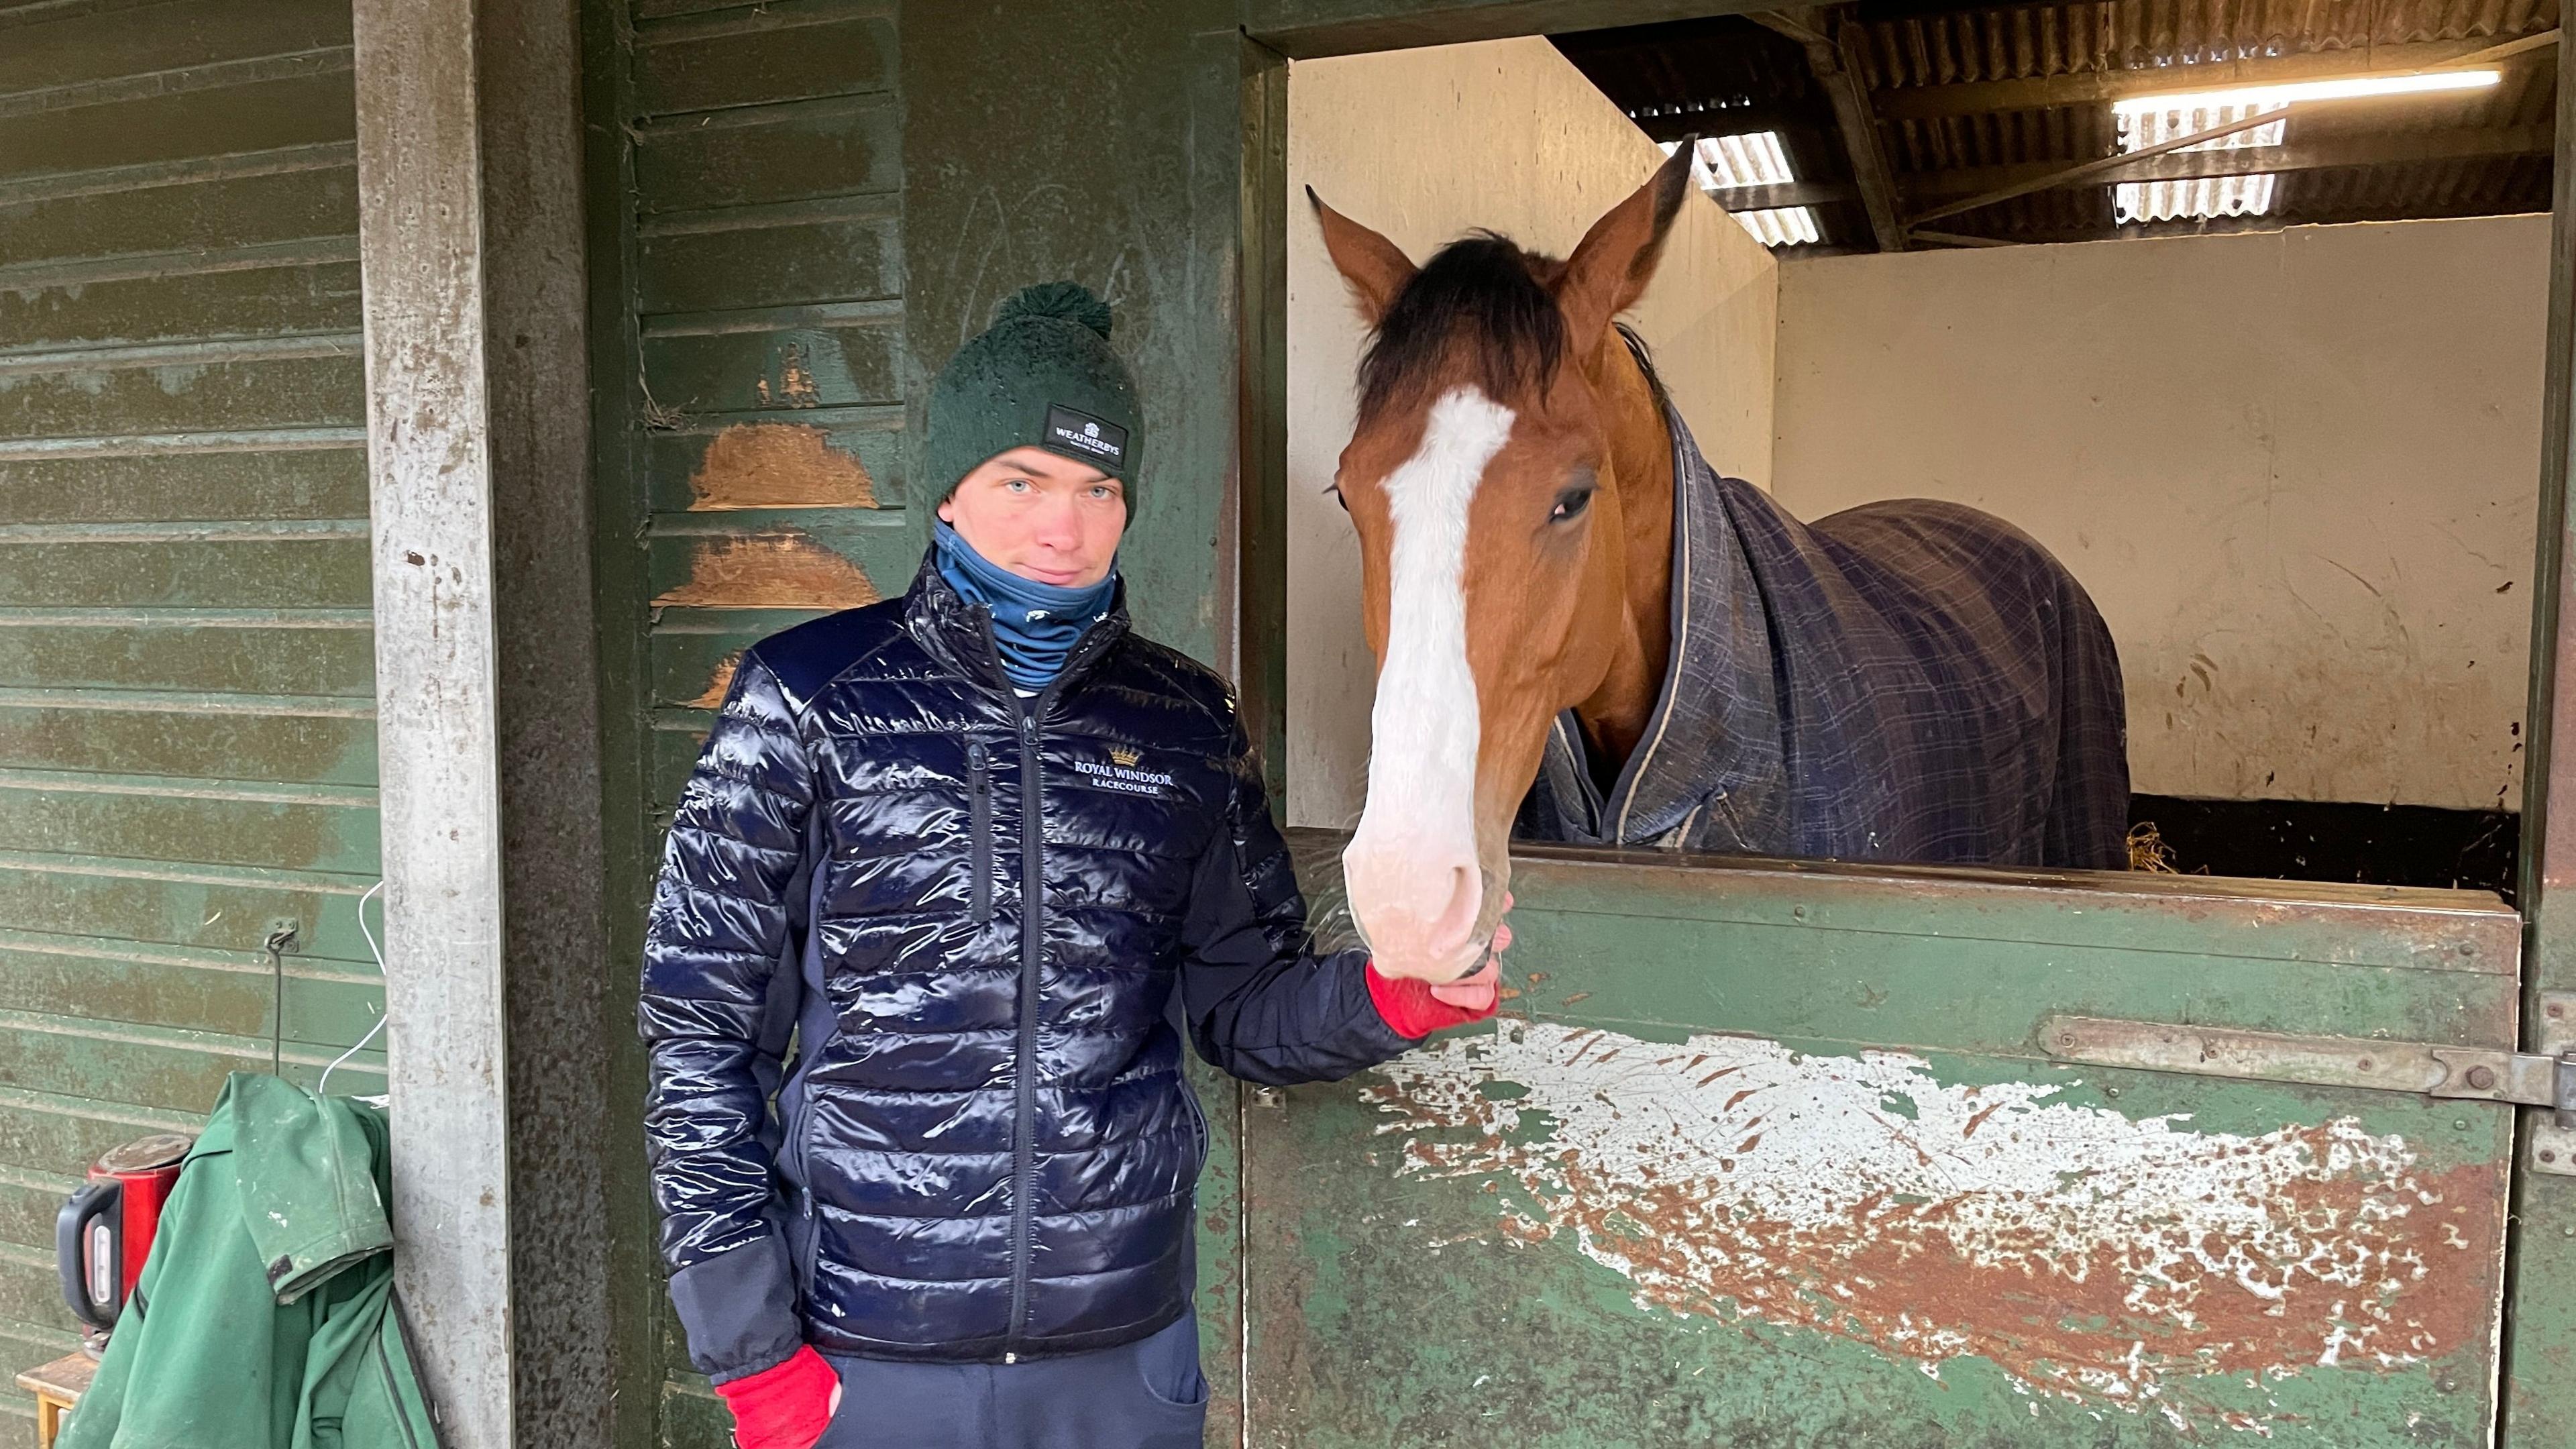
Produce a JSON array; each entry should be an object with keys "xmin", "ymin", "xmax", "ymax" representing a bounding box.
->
[
  {"xmin": 0, "ymin": 0, "xmax": 384, "ymax": 1424},
  {"xmin": 2506, "ymin": 14, "xmax": 2576, "ymax": 1446},
  {"xmin": 901, "ymin": 3, "xmax": 1280, "ymax": 1432},
  {"xmin": 581, "ymin": 1, "xmax": 926, "ymax": 1444},
  {"xmin": 1253, "ymin": 831, "xmax": 2521, "ymax": 1447}
]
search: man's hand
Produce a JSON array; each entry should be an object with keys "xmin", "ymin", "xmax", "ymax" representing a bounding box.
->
[
  {"xmin": 714, "ymin": 1346, "xmax": 841, "ymax": 1449},
  {"xmin": 1366, "ymin": 896, "xmax": 1511, "ymax": 1037},
  {"xmin": 1427, "ymin": 912, "xmax": 1511, "ymax": 1012}
]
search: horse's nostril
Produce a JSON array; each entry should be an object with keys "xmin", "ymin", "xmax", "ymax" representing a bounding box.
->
[
  {"xmin": 1431, "ymin": 865, "xmax": 1482, "ymax": 942},
  {"xmin": 1344, "ymin": 832, "xmax": 1487, "ymax": 974}
]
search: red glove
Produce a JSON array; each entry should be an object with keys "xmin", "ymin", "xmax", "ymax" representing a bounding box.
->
[
  {"xmin": 1368, "ymin": 960, "xmax": 1501, "ymax": 1038},
  {"xmin": 714, "ymin": 1346, "xmax": 840, "ymax": 1449}
]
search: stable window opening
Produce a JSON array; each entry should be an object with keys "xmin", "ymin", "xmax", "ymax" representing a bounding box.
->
[{"xmin": 1275, "ymin": 9, "xmax": 2555, "ymax": 902}]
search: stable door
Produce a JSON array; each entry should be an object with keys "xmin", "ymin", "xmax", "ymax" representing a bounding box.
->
[{"xmin": 1238, "ymin": 832, "xmax": 2530, "ymax": 1447}]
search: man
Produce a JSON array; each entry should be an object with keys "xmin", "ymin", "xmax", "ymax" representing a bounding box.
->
[{"xmin": 639, "ymin": 281, "xmax": 1505, "ymax": 1449}]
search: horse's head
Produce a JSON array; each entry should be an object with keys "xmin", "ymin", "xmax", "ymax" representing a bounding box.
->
[{"xmin": 1311, "ymin": 146, "xmax": 1693, "ymax": 981}]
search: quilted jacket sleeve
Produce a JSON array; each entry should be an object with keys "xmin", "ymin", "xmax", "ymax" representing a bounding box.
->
[
  {"xmin": 637, "ymin": 651, "xmax": 814, "ymax": 1383},
  {"xmin": 1179, "ymin": 718, "xmax": 1415, "ymax": 1085}
]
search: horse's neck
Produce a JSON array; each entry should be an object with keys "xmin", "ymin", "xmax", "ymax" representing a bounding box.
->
[{"xmin": 1572, "ymin": 335, "xmax": 1677, "ymax": 771}]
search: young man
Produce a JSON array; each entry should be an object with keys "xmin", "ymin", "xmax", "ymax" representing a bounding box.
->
[{"xmin": 639, "ymin": 282, "xmax": 1504, "ymax": 1449}]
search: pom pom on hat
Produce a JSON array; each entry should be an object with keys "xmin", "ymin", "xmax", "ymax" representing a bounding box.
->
[{"xmin": 994, "ymin": 281, "xmax": 1114, "ymax": 341}]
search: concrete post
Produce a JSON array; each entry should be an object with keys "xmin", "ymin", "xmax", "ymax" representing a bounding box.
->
[{"xmin": 352, "ymin": 3, "xmax": 610, "ymax": 1445}]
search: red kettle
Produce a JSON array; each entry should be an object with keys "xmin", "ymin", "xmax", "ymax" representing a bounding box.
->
[{"xmin": 57, "ymin": 1132, "xmax": 194, "ymax": 1341}]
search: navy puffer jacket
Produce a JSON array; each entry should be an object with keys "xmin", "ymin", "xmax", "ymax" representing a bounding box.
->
[{"xmin": 639, "ymin": 555, "xmax": 1409, "ymax": 1375}]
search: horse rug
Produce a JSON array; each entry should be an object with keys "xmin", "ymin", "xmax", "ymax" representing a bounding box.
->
[{"xmin": 1517, "ymin": 402, "xmax": 2131, "ymax": 870}]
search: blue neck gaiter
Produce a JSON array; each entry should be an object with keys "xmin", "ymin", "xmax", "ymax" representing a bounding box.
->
[{"xmin": 932, "ymin": 521, "xmax": 1118, "ymax": 690}]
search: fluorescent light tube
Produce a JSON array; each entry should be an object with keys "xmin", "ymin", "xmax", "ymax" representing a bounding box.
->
[{"xmin": 2111, "ymin": 69, "xmax": 2501, "ymax": 116}]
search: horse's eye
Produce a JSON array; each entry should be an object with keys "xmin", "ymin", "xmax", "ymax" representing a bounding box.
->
[
  {"xmin": 1550, "ymin": 488, "xmax": 1595, "ymax": 523},
  {"xmin": 1326, "ymin": 484, "xmax": 1350, "ymax": 514}
]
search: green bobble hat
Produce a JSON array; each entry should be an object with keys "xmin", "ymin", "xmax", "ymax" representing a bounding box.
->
[{"xmin": 923, "ymin": 281, "xmax": 1141, "ymax": 504}]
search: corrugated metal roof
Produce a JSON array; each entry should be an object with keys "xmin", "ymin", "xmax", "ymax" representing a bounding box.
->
[
  {"xmin": 1557, "ymin": 0, "xmax": 2557, "ymax": 249},
  {"xmin": 1854, "ymin": 0, "xmax": 2555, "ymax": 95}
]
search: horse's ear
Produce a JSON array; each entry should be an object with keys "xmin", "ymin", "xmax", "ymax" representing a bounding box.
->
[
  {"xmin": 1553, "ymin": 141, "xmax": 1696, "ymax": 347},
  {"xmin": 1309, "ymin": 186, "xmax": 1416, "ymax": 325}
]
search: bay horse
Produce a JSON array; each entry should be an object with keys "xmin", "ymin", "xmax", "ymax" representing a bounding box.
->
[{"xmin": 1311, "ymin": 145, "xmax": 2131, "ymax": 982}]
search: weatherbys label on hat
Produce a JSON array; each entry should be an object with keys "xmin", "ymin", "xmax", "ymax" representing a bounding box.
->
[{"xmin": 1044, "ymin": 404, "xmax": 1128, "ymax": 472}]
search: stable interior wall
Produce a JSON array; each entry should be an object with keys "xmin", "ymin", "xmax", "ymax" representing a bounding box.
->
[
  {"xmin": 1285, "ymin": 34, "xmax": 1779, "ymax": 827},
  {"xmin": 1770, "ymin": 216, "xmax": 2550, "ymax": 814}
]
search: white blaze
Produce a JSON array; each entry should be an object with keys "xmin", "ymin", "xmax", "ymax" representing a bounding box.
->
[{"xmin": 1345, "ymin": 387, "xmax": 1516, "ymax": 967}]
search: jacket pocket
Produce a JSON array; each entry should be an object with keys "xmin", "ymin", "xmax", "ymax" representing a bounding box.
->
[
  {"xmin": 1133, "ymin": 1311, "xmax": 1212, "ymax": 1417},
  {"xmin": 786, "ymin": 1091, "xmax": 824, "ymax": 1295},
  {"xmin": 1179, "ymin": 1079, "xmax": 1209, "ymax": 1177},
  {"xmin": 967, "ymin": 741, "xmax": 994, "ymax": 924}
]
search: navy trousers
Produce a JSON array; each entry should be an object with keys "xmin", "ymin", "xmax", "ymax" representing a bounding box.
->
[{"xmin": 814, "ymin": 1311, "xmax": 1208, "ymax": 1449}]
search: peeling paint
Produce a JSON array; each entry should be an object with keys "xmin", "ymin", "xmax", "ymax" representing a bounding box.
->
[
  {"xmin": 1366, "ymin": 1022, "xmax": 2498, "ymax": 1432},
  {"xmin": 751, "ymin": 333, "xmax": 847, "ymax": 409},
  {"xmin": 651, "ymin": 532, "xmax": 880, "ymax": 610},
  {"xmin": 686, "ymin": 424, "xmax": 876, "ymax": 510},
  {"xmin": 687, "ymin": 651, "xmax": 743, "ymax": 709}
]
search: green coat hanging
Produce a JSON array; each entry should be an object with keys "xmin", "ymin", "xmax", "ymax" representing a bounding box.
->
[{"xmin": 58, "ymin": 1071, "xmax": 442, "ymax": 1449}]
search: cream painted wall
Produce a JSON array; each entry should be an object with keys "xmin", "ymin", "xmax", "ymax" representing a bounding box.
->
[
  {"xmin": 1771, "ymin": 215, "xmax": 2548, "ymax": 813},
  {"xmin": 1284, "ymin": 36, "xmax": 1780, "ymax": 826}
]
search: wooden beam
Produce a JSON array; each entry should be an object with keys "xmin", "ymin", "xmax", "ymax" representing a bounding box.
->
[
  {"xmin": 1902, "ymin": 124, "xmax": 2554, "ymax": 205},
  {"xmin": 1876, "ymin": 34, "xmax": 2539, "ymax": 119},
  {"xmin": 1708, "ymin": 178, "xmax": 1860, "ymax": 211},
  {"xmin": 1752, "ymin": 9, "xmax": 1906, "ymax": 251},
  {"xmin": 1747, "ymin": 6, "xmax": 1826, "ymax": 46},
  {"xmin": 1252, "ymin": 0, "xmax": 1737, "ymax": 60},
  {"xmin": 1238, "ymin": 34, "xmax": 1289, "ymax": 803}
]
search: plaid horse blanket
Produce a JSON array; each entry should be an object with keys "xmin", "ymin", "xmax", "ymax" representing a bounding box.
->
[{"xmin": 1518, "ymin": 400, "xmax": 2131, "ymax": 870}]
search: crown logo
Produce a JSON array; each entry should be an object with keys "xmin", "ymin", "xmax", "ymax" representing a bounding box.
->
[
  {"xmin": 1108, "ymin": 745, "xmax": 1142, "ymax": 768},
  {"xmin": 1083, "ymin": 421, "xmax": 1101, "ymax": 438}
]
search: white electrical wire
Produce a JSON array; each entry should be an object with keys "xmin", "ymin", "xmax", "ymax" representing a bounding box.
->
[{"xmin": 318, "ymin": 879, "xmax": 388, "ymax": 1098}]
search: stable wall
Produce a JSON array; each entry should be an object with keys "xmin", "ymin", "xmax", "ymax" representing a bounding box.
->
[
  {"xmin": 1771, "ymin": 216, "xmax": 2550, "ymax": 813},
  {"xmin": 1284, "ymin": 34, "xmax": 1779, "ymax": 826},
  {"xmin": 0, "ymin": 1, "xmax": 395, "ymax": 1426}
]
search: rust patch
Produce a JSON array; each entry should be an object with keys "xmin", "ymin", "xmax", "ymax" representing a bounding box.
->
[
  {"xmin": 652, "ymin": 533, "xmax": 881, "ymax": 610},
  {"xmin": 754, "ymin": 340, "xmax": 823, "ymax": 408},
  {"xmin": 687, "ymin": 424, "xmax": 877, "ymax": 511},
  {"xmin": 686, "ymin": 651, "xmax": 745, "ymax": 709},
  {"xmin": 1368, "ymin": 1023, "xmax": 2502, "ymax": 1432}
]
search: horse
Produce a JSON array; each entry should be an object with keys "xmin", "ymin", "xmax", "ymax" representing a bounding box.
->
[{"xmin": 1309, "ymin": 144, "xmax": 2131, "ymax": 982}]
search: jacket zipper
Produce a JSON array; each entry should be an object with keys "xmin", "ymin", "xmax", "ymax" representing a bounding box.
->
[
  {"xmin": 1182, "ymin": 1079, "xmax": 1209, "ymax": 1172},
  {"xmin": 782, "ymin": 1085, "xmax": 822, "ymax": 1296},
  {"xmin": 1006, "ymin": 705, "xmax": 1042, "ymax": 1360},
  {"xmin": 967, "ymin": 741, "xmax": 993, "ymax": 924},
  {"xmin": 999, "ymin": 623, "xmax": 1122, "ymax": 1362},
  {"xmin": 788, "ymin": 803, "xmax": 827, "ymax": 1297}
]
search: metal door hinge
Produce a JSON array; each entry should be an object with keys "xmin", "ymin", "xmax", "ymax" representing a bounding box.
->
[
  {"xmin": 2043, "ymin": 1005, "xmax": 2576, "ymax": 1177},
  {"xmin": 2528, "ymin": 991, "xmax": 2576, "ymax": 1176}
]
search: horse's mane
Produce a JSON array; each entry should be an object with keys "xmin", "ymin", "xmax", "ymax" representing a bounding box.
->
[
  {"xmin": 1357, "ymin": 233, "xmax": 1566, "ymax": 424},
  {"xmin": 1613, "ymin": 321, "xmax": 1672, "ymax": 422}
]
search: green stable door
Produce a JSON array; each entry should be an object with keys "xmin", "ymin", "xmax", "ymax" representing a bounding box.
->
[{"xmin": 1242, "ymin": 833, "xmax": 2536, "ymax": 1446}]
